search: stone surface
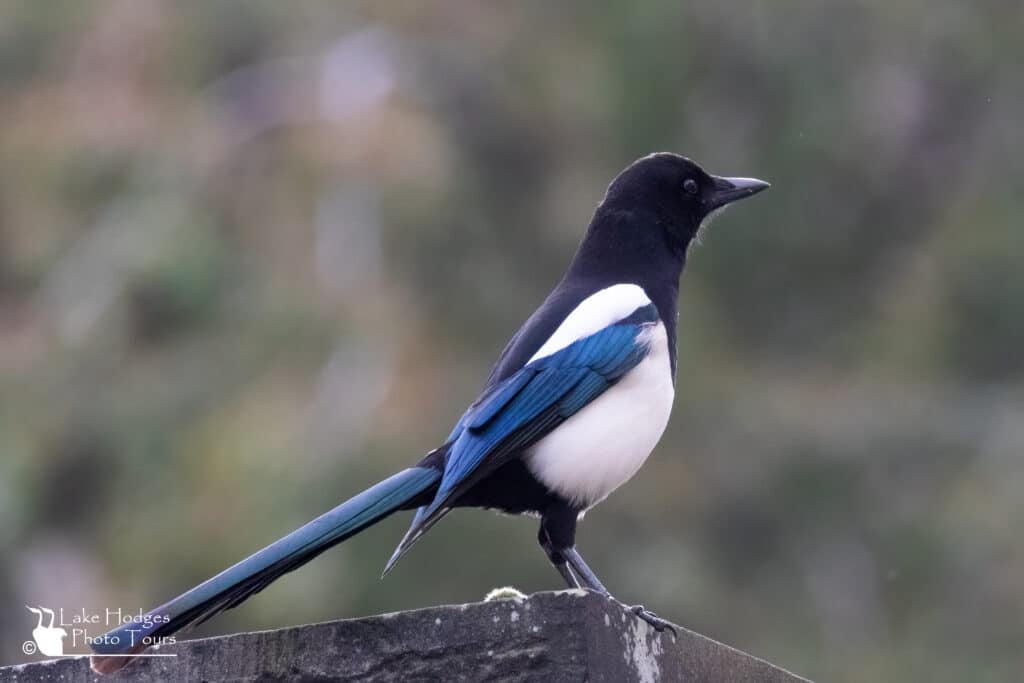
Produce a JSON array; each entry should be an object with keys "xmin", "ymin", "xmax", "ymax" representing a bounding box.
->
[{"xmin": 1, "ymin": 590, "xmax": 811, "ymax": 682}]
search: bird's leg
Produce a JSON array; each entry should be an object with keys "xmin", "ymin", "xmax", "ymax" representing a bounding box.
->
[
  {"xmin": 561, "ymin": 546, "xmax": 676, "ymax": 634},
  {"xmin": 560, "ymin": 547, "xmax": 608, "ymax": 593},
  {"xmin": 540, "ymin": 503, "xmax": 677, "ymax": 635},
  {"xmin": 538, "ymin": 524, "xmax": 580, "ymax": 588}
]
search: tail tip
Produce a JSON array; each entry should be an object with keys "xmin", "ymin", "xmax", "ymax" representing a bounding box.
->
[
  {"xmin": 90, "ymin": 655, "xmax": 130, "ymax": 675},
  {"xmin": 90, "ymin": 639, "xmax": 151, "ymax": 675},
  {"xmin": 380, "ymin": 544, "xmax": 406, "ymax": 578}
]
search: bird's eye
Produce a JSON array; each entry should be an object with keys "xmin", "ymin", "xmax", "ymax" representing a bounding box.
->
[{"xmin": 683, "ymin": 179, "xmax": 698, "ymax": 195}]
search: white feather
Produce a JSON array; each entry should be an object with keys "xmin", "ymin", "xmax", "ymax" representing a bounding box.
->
[
  {"xmin": 529, "ymin": 284, "xmax": 652, "ymax": 363},
  {"xmin": 525, "ymin": 300, "xmax": 674, "ymax": 509}
]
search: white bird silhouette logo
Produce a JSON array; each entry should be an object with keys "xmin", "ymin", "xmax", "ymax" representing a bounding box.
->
[{"xmin": 26, "ymin": 606, "xmax": 67, "ymax": 657}]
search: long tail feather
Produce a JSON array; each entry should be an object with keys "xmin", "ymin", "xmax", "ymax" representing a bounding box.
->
[
  {"xmin": 381, "ymin": 505, "xmax": 430, "ymax": 577},
  {"xmin": 90, "ymin": 466, "xmax": 439, "ymax": 674}
]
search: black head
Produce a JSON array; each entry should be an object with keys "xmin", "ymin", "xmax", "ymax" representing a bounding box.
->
[{"xmin": 600, "ymin": 152, "xmax": 769, "ymax": 251}]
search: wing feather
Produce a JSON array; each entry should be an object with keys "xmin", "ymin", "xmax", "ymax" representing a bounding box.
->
[{"xmin": 388, "ymin": 303, "xmax": 660, "ymax": 561}]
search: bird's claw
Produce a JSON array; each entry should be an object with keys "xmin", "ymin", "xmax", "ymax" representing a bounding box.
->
[{"xmin": 628, "ymin": 604, "xmax": 677, "ymax": 636}]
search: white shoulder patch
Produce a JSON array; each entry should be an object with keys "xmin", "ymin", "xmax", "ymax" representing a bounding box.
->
[{"xmin": 529, "ymin": 284, "xmax": 652, "ymax": 363}]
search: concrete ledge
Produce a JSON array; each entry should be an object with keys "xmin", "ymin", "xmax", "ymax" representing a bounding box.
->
[{"xmin": 1, "ymin": 590, "xmax": 810, "ymax": 682}]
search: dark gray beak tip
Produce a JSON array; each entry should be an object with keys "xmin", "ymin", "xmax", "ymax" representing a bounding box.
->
[{"xmin": 708, "ymin": 175, "xmax": 770, "ymax": 210}]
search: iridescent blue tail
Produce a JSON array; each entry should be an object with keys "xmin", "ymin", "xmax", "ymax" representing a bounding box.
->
[{"xmin": 90, "ymin": 466, "xmax": 440, "ymax": 674}]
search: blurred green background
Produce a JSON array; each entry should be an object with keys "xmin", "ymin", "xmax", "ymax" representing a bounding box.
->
[{"xmin": 1, "ymin": 1, "xmax": 1021, "ymax": 680}]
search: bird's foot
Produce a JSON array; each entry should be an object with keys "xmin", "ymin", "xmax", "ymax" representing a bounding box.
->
[{"xmin": 628, "ymin": 604, "xmax": 677, "ymax": 636}]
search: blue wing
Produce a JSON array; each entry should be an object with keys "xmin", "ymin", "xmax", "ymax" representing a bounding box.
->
[{"xmin": 386, "ymin": 303, "xmax": 660, "ymax": 567}]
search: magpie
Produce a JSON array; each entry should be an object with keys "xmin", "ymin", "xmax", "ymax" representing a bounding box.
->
[{"xmin": 91, "ymin": 152, "xmax": 768, "ymax": 673}]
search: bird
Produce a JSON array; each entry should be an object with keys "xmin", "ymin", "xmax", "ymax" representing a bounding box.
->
[{"xmin": 90, "ymin": 152, "xmax": 768, "ymax": 674}]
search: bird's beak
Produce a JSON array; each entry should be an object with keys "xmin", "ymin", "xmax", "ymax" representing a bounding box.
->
[{"xmin": 707, "ymin": 176, "xmax": 770, "ymax": 211}]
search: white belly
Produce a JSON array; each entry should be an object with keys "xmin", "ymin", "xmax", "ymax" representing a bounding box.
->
[{"xmin": 524, "ymin": 322, "xmax": 674, "ymax": 509}]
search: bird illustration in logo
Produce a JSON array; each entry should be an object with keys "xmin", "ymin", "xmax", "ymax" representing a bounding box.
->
[{"xmin": 26, "ymin": 606, "xmax": 67, "ymax": 657}]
